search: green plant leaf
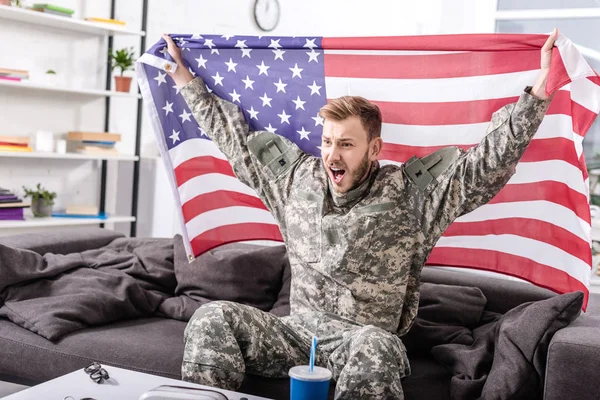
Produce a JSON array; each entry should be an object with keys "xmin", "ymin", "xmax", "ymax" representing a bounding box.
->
[{"xmin": 109, "ymin": 46, "xmax": 136, "ymax": 76}]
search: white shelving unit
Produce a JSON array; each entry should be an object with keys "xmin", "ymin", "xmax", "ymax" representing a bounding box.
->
[
  {"xmin": 0, "ymin": 3, "xmax": 146, "ymax": 232},
  {"xmin": 0, "ymin": 5, "xmax": 145, "ymax": 36},
  {"xmin": 0, "ymin": 79, "xmax": 140, "ymax": 98}
]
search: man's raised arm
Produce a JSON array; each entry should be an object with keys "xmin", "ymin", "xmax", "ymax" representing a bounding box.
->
[
  {"xmin": 405, "ymin": 29, "xmax": 558, "ymax": 238},
  {"xmin": 161, "ymin": 34, "xmax": 306, "ymax": 217}
]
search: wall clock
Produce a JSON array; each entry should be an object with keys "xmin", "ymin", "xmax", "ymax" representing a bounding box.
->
[{"xmin": 254, "ymin": 0, "xmax": 280, "ymax": 32}]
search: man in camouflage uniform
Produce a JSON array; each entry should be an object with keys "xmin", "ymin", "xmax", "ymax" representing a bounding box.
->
[{"xmin": 161, "ymin": 30, "xmax": 558, "ymax": 399}]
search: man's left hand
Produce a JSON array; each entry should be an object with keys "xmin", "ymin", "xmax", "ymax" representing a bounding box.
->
[{"xmin": 531, "ymin": 28, "xmax": 558, "ymax": 100}]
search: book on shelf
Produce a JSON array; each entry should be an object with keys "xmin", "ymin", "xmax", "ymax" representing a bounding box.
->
[
  {"xmin": 65, "ymin": 204, "xmax": 99, "ymax": 216},
  {"xmin": 67, "ymin": 131, "xmax": 121, "ymax": 142},
  {"xmin": 85, "ymin": 17, "xmax": 126, "ymax": 26},
  {"xmin": 0, "ymin": 135, "xmax": 30, "ymax": 145},
  {"xmin": 0, "ymin": 135, "xmax": 33, "ymax": 152},
  {"xmin": 30, "ymin": 3, "xmax": 74, "ymax": 17},
  {"xmin": 51, "ymin": 211, "xmax": 109, "ymax": 219},
  {"xmin": 0, "ymin": 144, "xmax": 33, "ymax": 152},
  {"xmin": 0, "ymin": 188, "xmax": 29, "ymax": 221},
  {"xmin": 0, "ymin": 68, "xmax": 29, "ymax": 80},
  {"xmin": 67, "ymin": 131, "xmax": 121, "ymax": 155}
]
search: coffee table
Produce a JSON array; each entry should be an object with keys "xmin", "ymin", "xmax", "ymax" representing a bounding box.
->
[{"xmin": 2, "ymin": 365, "xmax": 273, "ymax": 400}]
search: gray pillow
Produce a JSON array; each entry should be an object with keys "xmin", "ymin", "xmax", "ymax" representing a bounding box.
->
[
  {"xmin": 161, "ymin": 235, "xmax": 289, "ymax": 320},
  {"xmin": 432, "ymin": 290, "xmax": 583, "ymax": 400}
]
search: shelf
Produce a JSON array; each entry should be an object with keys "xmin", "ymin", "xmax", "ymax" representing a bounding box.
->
[
  {"xmin": 0, "ymin": 215, "xmax": 136, "ymax": 229},
  {"xmin": 0, "ymin": 5, "xmax": 145, "ymax": 36},
  {"xmin": 0, "ymin": 151, "xmax": 138, "ymax": 161},
  {"xmin": 0, "ymin": 79, "xmax": 140, "ymax": 98}
]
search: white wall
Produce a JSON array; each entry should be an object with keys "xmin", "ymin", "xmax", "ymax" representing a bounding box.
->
[{"xmin": 0, "ymin": 0, "xmax": 496, "ymax": 238}]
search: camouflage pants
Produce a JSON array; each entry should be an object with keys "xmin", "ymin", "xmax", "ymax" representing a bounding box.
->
[{"xmin": 182, "ymin": 301, "xmax": 410, "ymax": 400}]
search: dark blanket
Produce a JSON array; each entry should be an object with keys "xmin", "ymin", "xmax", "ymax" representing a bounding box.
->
[
  {"xmin": 0, "ymin": 235, "xmax": 289, "ymax": 341},
  {"xmin": 402, "ymin": 283, "xmax": 583, "ymax": 400},
  {"xmin": 0, "ymin": 238, "xmax": 177, "ymax": 341}
]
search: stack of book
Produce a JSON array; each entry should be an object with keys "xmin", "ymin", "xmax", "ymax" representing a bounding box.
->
[
  {"xmin": 0, "ymin": 188, "xmax": 28, "ymax": 221},
  {"xmin": 0, "ymin": 135, "xmax": 33, "ymax": 152},
  {"xmin": 30, "ymin": 3, "xmax": 74, "ymax": 18},
  {"xmin": 0, "ymin": 68, "xmax": 29, "ymax": 82},
  {"xmin": 66, "ymin": 131, "xmax": 121, "ymax": 155},
  {"xmin": 52, "ymin": 204, "xmax": 106, "ymax": 219}
]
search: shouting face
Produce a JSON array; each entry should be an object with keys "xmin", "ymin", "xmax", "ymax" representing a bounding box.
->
[{"xmin": 321, "ymin": 115, "xmax": 382, "ymax": 194}]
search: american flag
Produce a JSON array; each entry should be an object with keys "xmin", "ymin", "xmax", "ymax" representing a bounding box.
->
[{"xmin": 137, "ymin": 33, "xmax": 600, "ymax": 308}]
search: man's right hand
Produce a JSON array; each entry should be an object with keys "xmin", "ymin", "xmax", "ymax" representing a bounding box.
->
[{"xmin": 161, "ymin": 33, "xmax": 195, "ymax": 88}]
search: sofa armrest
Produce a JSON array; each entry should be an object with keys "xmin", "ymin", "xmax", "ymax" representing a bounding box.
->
[
  {"xmin": 544, "ymin": 315, "xmax": 600, "ymax": 400},
  {"xmin": 0, "ymin": 228, "xmax": 124, "ymax": 255}
]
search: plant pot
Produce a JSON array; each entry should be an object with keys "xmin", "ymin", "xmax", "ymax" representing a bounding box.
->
[
  {"xmin": 0, "ymin": 0, "xmax": 10, "ymax": 6},
  {"xmin": 114, "ymin": 76, "xmax": 132, "ymax": 93},
  {"xmin": 31, "ymin": 198, "xmax": 53, "ymax": 217}
]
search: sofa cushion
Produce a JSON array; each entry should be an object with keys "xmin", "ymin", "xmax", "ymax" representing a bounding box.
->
[
  {"xmin": 0, "ymin": 317, "xmax": 186, "ymax": 384},
  {"xmin": 431, "ymin": 290, "xmax": 583, "ymax": 400},
  {"xmin": 160, "ymin": 237, "xmax": 289, "ymax": 320},
  {"xmin": 421, "ymin": 267, "xmax": 556, "ymax": 314},
  {"xmin": 0, "ymin": 227, "xmax": 124, "ymax": 256}
]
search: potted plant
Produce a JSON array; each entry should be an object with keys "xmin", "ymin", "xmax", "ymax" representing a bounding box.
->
[
  {"xmin": 44, "ymin": 69, "xmax": 58, "ymax": 86},
  {"xmin": 22, "ymin": 183, "xmax": 57, "ymax": 217},
  {"xmin": 109, "ymin": 47, "xmax": 136, "ymax": 92}
]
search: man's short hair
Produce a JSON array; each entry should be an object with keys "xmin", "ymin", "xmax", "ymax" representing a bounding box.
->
[{"xmin": 319, "ymin": 96, "xmax": 382, "ymax": 141}]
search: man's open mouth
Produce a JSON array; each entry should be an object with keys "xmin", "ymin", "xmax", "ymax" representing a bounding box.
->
[{"xmin": 330, "ymin": 167, "xmax": 346, "ymax": 184}]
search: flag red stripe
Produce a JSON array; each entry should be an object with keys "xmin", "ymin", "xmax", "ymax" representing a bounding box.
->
[
  {"xmin": 357, "ymin": 91, "xmax": 594, "ymax": 134},
  {"xmin": 190, "ymin": 223, "xmax": 283, "ymax": 256},
  {"xmin": 487, "ymin": 181, "xmax": 591, "ymax": 224},
  {"xmin": 175, "ymin": 156, "xmax": 235, "ymax": 186},
  {"xmin": 572, "ymin": 100, "xmax": 599, "ymax": 138},
  {"xmin": 324, "ymin": 50, "xmax": 540, "ymax": 80},
  {"xmin": 546, "ymin": 47, "xmax": 571, "ymax": 96},
  {"xmin": 322, "ymin": 33, "xmax": 549, "ymax": 52},
  {"xmin": 588, "ymin": 75, "xmax": 600, "ymax": 85},
  {"xmin": 444, "ymin": 217, "xmax": 591, "ymax": 266},
  {"xmin": 580, "ymin": 152, "xmax": 589, "ymax": 181},
  {"xmin": 182, "ymin": 190, "xmax": 268, "ymax": 223},
  {"xmin": 381, "ymin": 137, "xmax": 580, "ymax": 166},
  {"xmin": 426, "ymin": 247, "xmax": 589, "ymax": 310}
]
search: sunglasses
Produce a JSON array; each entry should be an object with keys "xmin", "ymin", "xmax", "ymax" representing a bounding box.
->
[{"xmin": 83, "ymin": 362, "xmax": 110, "ymax": 384}]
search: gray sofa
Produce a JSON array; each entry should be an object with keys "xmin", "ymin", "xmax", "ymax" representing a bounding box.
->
[{"xmin": 0, "ymin": 228, "xmax": 598, "ymax": 400}]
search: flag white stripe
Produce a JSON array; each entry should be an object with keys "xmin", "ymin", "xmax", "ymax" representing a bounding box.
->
[
  {"xmin": 570, "ymin": 77, "xmax": 600, "ymax": 113},
  {"xmin": 179, "ymin": 173, "xmax": 259, "ymax": 204},
  {"xmin": 324, "ymin": 70, "xmax": 540, "ymax": 102},
  {"xmin": 170, "ymin": 138, "xmax": 227, "ymax": 169},
  {"xmin": 381, "ymin": 114, "xmax": 578, "ymax": 147},
  {"xmin": 511, "ymin": 160, "xmax": 587, "ymax": 196},
  {"xmin": 557, "ymin": 35, "xmax": 597, "ymax": 89},
  {"xmin": 456, "ymin": 200, "xmax": 590, "ymax": 242},
  {"xmin": 186, "ymin": 206, "xmax": 277, "ymax": 238},
  {"xmin": 436, "ymin": 234, "xmax": 591, "ymax": 285}
]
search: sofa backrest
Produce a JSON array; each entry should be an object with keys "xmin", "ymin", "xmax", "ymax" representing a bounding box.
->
[
  {"xmin": 0, "ymin": 228, "xmax": 124, "ymax": 255},
  {"xmin": 421, "ymin": 267, "xmax": 556, "ymax": 314}
]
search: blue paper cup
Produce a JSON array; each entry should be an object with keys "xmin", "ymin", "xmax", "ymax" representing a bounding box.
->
[{"xmin": 289, "ymin": 365, "xmax": 332, "ymax": 400}]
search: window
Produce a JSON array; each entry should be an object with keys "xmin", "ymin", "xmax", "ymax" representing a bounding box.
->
[
  {"xmin": 494, "ymin": 6, "xmax": 600, "ymax": 161},
  {"xmin": 498, "ymin": 0, "xmax": 600, "ymax": 10}
]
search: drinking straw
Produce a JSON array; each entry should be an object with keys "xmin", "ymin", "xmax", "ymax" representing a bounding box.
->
[{"xmin": 309, "ymin": 336, "xmax": 317, "ymax": 372}]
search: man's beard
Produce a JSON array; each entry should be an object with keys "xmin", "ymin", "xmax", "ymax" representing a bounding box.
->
[{"xmin": 346, "ymin": 152, "xmax": 371, "ymax": 192}]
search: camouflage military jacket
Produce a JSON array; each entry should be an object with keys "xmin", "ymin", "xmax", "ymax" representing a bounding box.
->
[{"xmin": 180, "ymin": 78, "xmax": 550, "ymax": 336}]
